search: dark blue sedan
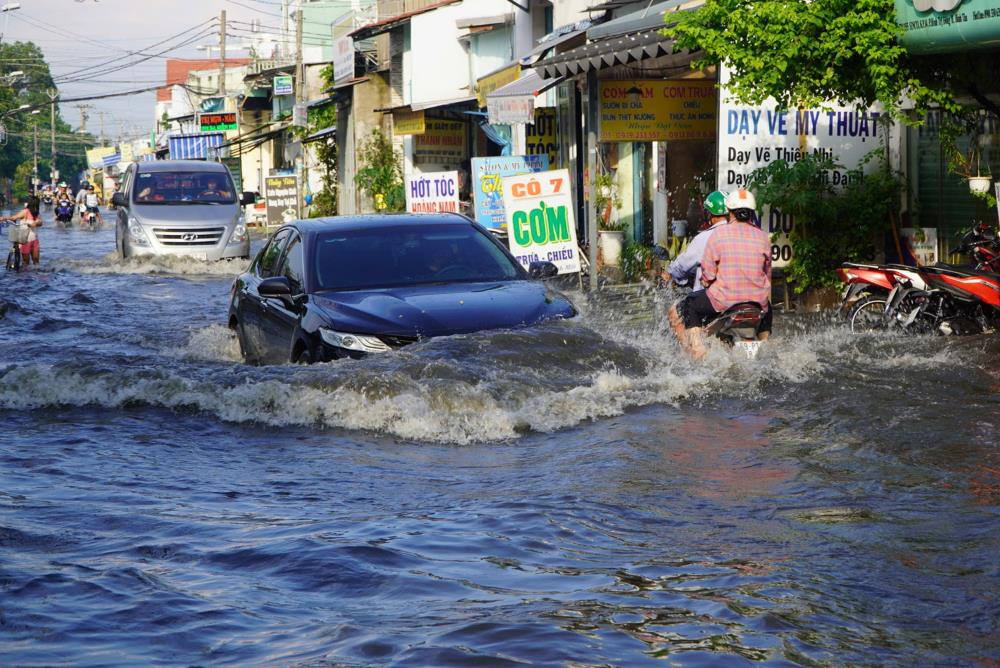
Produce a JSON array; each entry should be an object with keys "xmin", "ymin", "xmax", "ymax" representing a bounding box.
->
[{"xmin": 228, "ymin": 214, "xmax": 577, "ymax": 364}]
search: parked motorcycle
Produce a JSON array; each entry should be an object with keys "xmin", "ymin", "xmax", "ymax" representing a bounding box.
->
[{"xmin": 54, "ymin": 198, "xmax": 74, "ymax": 227}]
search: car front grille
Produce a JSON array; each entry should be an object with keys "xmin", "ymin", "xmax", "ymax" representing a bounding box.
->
[
  {"xmin": 152, "ymin": 226, "xmax": 225, "ymax": 246},
  {"xmin": 378, "ymin": 334, "xmax": 420, "ymax": 348}
]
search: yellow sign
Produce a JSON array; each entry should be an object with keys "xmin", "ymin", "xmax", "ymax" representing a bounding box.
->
[
  {"xmin": 414, "ymin": 120, "xmax": 466, "ymax": 164},
  {"xmin": 525, "ymin": 107, "xmax": 559, "ymax": 168},
  {"xmin": 119, "ymin": 144, "xmax": 134, "ymax": 163},
  {"xmin": 476, "ymin": 63, "xmax": 521, "ymax": 108},
  {"xmin": 393, "ymin": 109, "xmax": 426, "ymax": 135},
  {"xmin": 599, "ymin": 80, "xmax": 716, "ymax": 142}
]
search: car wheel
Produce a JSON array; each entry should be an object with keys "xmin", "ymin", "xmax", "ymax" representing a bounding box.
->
[
  {"xmin": 293, "ymin": 343, "xmax": 314, "ymax": 365},
  {"xmin": 234, "ymin": 322, "xmax": 252, "ymax": 364}
]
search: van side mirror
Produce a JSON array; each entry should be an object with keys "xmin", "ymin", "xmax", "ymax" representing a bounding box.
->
[
  {"xmin": 528, "ymin": 261, "xmax": 559, "ymax": 279},
  {"xmin": 240, "ymin": 191, "xmax": 257, "ymax": 206},
  {"xmin": 111, "ymin": 192, "xmax": 126, "ymax": 207}
]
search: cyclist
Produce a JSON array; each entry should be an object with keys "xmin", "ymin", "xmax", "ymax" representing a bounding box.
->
[{"xmin": 6, "ymin": 193, "xmax": 43, "ymax": 267}]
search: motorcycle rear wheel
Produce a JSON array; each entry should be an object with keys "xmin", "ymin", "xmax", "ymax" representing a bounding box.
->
[
  {"xmin": 849, "ymin": 295, "xmax": 889, "ymax": 333},
  {"xmin": 6, "ymin": 246, "xmax": 21, "ymax": 272}
]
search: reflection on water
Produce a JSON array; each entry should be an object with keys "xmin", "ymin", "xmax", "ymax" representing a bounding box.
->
[{"xmin": 0, "ymin": 222, "xmax": 997, "ymax": 665}]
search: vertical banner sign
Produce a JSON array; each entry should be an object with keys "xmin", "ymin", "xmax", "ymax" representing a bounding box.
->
[
  {"xmin": 471, "ymin": 155, "xmax": 549, "ymax": 230},
  {"xmin": 265, "ymin": 175, "xmax": 299, "ymax": 227},
  {"xmin": 222, "ymin": 157, "xmax": 243, "ymax": 193},
  {"xmin": 525, "ymin": 107, "xmax": 559, "ymax": 167},
  {"xmin": 717, "ymin": 65, "xmax": 893, "ymax": 267},
  {"xmin": 332, "ymin": 36, "xmax": 354, "ymax": 83},
  {"xmin": 406, "ymin": 171, "xmax": 459, "ymax": 213},
  {"xmin": 501, "ymin": 168, "xmax": 580, "ymax": 275}
]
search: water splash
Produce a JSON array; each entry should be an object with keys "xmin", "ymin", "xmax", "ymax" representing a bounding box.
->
[{"xmin": 52, "ymin": 252, "xmax": 250, "ymax": 276}]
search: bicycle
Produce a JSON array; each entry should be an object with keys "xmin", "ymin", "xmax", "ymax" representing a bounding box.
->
[{"xmin": 2, "ymin": 219, "xmax": 24, "ymax": 272}]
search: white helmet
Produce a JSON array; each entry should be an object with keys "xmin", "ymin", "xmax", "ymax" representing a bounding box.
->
[{"xmin": 725, "ymin": 189, "xmax": 757, "ymax": 212}]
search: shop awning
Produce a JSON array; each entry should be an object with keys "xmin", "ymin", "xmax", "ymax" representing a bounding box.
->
[
  {"xmin": 485, "ymin": 70, "xmax": 566, "ymax": 124},
  {"xmin": 349, "ymin": 0, "xmax": 461, "ymax": 40},
  {"xmin": 167, "ymin": 133, "xmax": 226, "ymax": 160},
  {"xmin": 533, "ymin": 30, "xmax": 690, "ymax": 79},
  {"xmin": 520, "ymin": 21, "xmax": 592, "ymax": 65},
  {"xmin": 487, "ymin": 70, "xmax": 564, "ymax": 98},
  {"xmin": 303, "ymin": 125, "xmax": 337, "ymax": 143},
  {"xmin": 410, "ymin": 95, "xmax": 476, "ymax": 111},
  {"xmin": 241, "ymin": 95, "xmax": 271, "ymax": 112},
  {"xmin": 586, "ymin": 0, "xmax": 694, "ymax": 40}
]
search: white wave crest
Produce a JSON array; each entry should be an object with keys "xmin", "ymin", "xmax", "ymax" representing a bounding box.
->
[{"xmin": 54, "ymin": 252, "xmax": 250, "ymax": 276}]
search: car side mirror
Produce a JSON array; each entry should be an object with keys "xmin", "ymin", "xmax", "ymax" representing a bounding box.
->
[
  {"xmin": 111, "ymin": 192, "xmax": 126, "ymax": 207},
  {"xmin": 259, "ymin": 276, "xmax": 291, "ymax": 298},
  {"xmin": 240, "ymin": 191, "xmax": 257, "ymax": 206},
  {"xmin": 528, "ymin": 260, "xmax": 559, "ymax": 279}
]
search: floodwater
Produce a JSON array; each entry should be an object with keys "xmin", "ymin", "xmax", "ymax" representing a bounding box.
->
[{"xmin": 1, "ymin": 211, "xmax": 997, "ymax": 666}]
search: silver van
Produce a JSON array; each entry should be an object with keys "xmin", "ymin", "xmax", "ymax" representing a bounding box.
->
[{"xmin": 113, "ymin": 160, "xmax": 254, "ymax": 261}]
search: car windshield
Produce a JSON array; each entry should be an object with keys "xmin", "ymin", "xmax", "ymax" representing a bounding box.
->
[
  {"xmin": 313, "ymin": 224, "xmax": 523, "ymax": 291},
  {"xmin": 133, "ymin": 171, "xmax": 236, "ymax": 204}
]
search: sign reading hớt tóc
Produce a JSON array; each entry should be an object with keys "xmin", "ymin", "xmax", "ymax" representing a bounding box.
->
[
  {"xmin": 501, "ymin": 168, "xmax": 580, "ymax": 275},
  {"xmin": 406, "ymin": 171, "xmax": 459, "ymax": 213}
]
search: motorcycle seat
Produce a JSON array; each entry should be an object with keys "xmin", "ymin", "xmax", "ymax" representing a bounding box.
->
[
  {"xmin": 841, "ymin": 262, "xmax": 882, "ymax": 269},
  {"xmin": 923, "ymin": 265, "xmax": 999, "ymax": 279}
]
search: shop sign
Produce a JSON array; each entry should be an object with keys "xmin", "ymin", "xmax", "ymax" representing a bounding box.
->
[
  {"xmin": 265, "ymin": 175, "xmax": 298, "ymax": 226},
  {"xmin": 198, "ymin": 112, "xmax": 238, "ymax": 132},
  {"xmin": 599, "ymin": 80, "xmax": 716, "ymax": 142},
  {"xmin": 901, "ymin": 227, "xmax": 938, "ymax": 265},
  {"xmin": 525, "ymin": 107, "xmax": 559, "ymax": 168},
  {"xmin": 405, "ymin": 170, "xmax": 459, "ymax": 213},
  {"xmin": 476, "ymin": 63, "xmax": 521, "ymax": 108},
  {"xmin": 393, "ymin": 109, "xmax": 426, "ymax": 135},
  {"xmin": 471, "ymin": 155, "xmax": 550, "ymax": 230},
  {"xmin": 333, "ymin": 36, "xmax": 354, "ymax": 82},
  {"xmin": 716, "ymin": 65, "xmax": 894, "ymax": 267},
  {"xmin": 86, "ymin": 146, "xmax": 117, "ymax": 169},
  {"xmin": 273, "ymin": 75, "xmax": 293, "ymax": 96},
  {"xmin": 488, "ymin": 95, "xmax": 534, "ymax": 125},
  {"xmin": 222, "ymin": 157, "xmax": 243, "ymax": 193},
  {"xmin": 414, "ymin": 120, "xmax": 466, "ymax": 164},
  {"xmin": 501, "ymin": 168, "xmax": 580, "ymax": 275},
  {"xmin": 896, "ymin": 0, "xmax": 1000, "ymax": 54}
]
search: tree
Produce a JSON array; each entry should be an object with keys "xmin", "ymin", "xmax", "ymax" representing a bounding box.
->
[
  {"xmin": 664, "ymin": 0, "xmax": 955, "ymax": 117},
  {"xmin": 355, "ymin": 129, "xmax": 405, "ymax": 213}
]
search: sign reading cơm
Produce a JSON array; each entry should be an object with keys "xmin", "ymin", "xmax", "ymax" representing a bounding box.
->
[
  {"xmin": 599, "ymin": 80, "xmax": 716, "ymax": 142},
  {"xmin": 501, "ymin": 168, "xmax": 580, "ymax": 275}
]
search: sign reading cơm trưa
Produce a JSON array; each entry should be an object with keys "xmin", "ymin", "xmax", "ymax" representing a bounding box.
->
[{"xmin": 501, "ymin": 168, "xmax": 580, "ymax": 275}]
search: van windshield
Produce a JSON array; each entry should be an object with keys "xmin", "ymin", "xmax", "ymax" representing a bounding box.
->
[{"xmin": 134, "ymin": 171, "xmax": 236, "ymax": 204}]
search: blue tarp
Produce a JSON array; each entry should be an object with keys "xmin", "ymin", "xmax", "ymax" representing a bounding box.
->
[
  {"xmin": 102, "ymin": 153, "xmax": 122, "ymax": 167},
  {"xmin": 168, "ymin": 133, "xmax": 225, "ymax": 160}
]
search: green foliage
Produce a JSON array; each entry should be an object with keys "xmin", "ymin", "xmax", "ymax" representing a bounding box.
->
[
  {"xmin": 1, "ymin": 41, "xmax": 93, "ymax": 187},
  {"xmin": 354, "ymin": 129, "xmax": 404, "ymax": 213},
  {"xmin": 12, "ymin": 162, "xmax": 33, "ymax": 203},
  {"xmin": 665, "ymin": 0, "xmax": 953, "ymax": 118},
  {"xmin": 748, "ymin": 150, "xmax": 902, "ymax": 292},
  {"xmin": 594, "ymin": 172, "xmax": 624, "ymax": 231},
  {"xmin": 619, "ymin": 240, "xmax": 652, "ymax": 283},
  {"xmin": 306, "ymin": 101, "xmax": 338, "ymax": 217}
]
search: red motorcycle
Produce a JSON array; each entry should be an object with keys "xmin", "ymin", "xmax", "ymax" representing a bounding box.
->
[
  {"xmin": 881, "ymin": 263, "xmax": 1000, "ymax": 335},
  {"xmin": 837, "ymin": 222, "xmax": 1000, "ymax": 319}
]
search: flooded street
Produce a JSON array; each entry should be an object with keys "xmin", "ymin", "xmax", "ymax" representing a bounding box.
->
[{"xmin": 1, "ymin": 214, "xmax": 998, "ymax": 666}]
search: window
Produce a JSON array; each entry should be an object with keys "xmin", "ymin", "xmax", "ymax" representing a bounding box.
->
[
  {"xmin": 279, "ymin": 235, "xmax": 304, "ymax": 290},
  {"xmin": 134, "ymin": 170, "xmax": 236, "ymax": 204},
  {"xmin": 258, "ymin": 230, "xmax": 290, "ymax": 278},
  {"xmin": 313, "ymin": 224, "xmax": 522, "ymax": 291}
]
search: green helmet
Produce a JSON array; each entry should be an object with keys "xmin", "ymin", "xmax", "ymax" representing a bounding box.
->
[{"xmin": 703, "ymin": 190, "xmax": 728, "ymax": 216}]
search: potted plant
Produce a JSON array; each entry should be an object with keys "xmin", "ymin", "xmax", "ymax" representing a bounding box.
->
[{"xmin": 594, "ymin": 172, "xmax": 625, "ymax": 266}]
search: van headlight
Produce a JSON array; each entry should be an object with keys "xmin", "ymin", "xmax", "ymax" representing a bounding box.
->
[
  {"xmin": 228, "ymin": 219, "xmax": 248, "ymax": 245},
  {"xmin": 128, "ymin": 218, "xmax": 149, "ymax": 246},
  {"xmin": 319, "ymin": 328, "xmax": 391, "ymax": 353}
]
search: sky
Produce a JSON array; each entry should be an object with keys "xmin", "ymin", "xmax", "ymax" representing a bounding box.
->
[{"xmin": 1, "ymin": 0, "xmax": 299, "ymax": 143}]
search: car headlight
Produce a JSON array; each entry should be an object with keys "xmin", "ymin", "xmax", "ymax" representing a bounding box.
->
[
  {"xmin": 228, "ymin": 219, "xmax": 247, "ymax": 245},
  {"xmin": 128, "ymin": 218, "xmax": 149, "ymax": 246},
  {"xmin": 319, "ymin": 328, "xmax": 391, "ymax": 353}
]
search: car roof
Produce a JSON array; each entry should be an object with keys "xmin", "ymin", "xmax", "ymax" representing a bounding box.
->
[
  {"xmin": 290, "ymin": 213, "xmax": 477, "ymax": 234},
  {"xmin": 135, "ymin": 160, "xmax": 229, "ymax": 174}
]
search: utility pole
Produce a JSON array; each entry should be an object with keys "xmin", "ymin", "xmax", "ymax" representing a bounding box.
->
[
  {"xmin": 294, "ymin": 0, "xmax": 304, "ymax": 217},
  {"xmin": 75, "ymin": 104, "xmax": 91, "ymax": 134},
  {"xmin": 48, "ymin": 89, "xmax": 58, "ymax": 183},
  {"xmin": 97, "ymin": 110, "xmax": 106, "ymax": 146},
  {"xmin": 219, "ymin": 10, "xmax": 227, "ymax": 97}
]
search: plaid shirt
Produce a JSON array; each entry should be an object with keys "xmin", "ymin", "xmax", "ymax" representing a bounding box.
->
[{"xmin": 700, "ymin": 221, "xmax": 772, "ymax": 311}]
